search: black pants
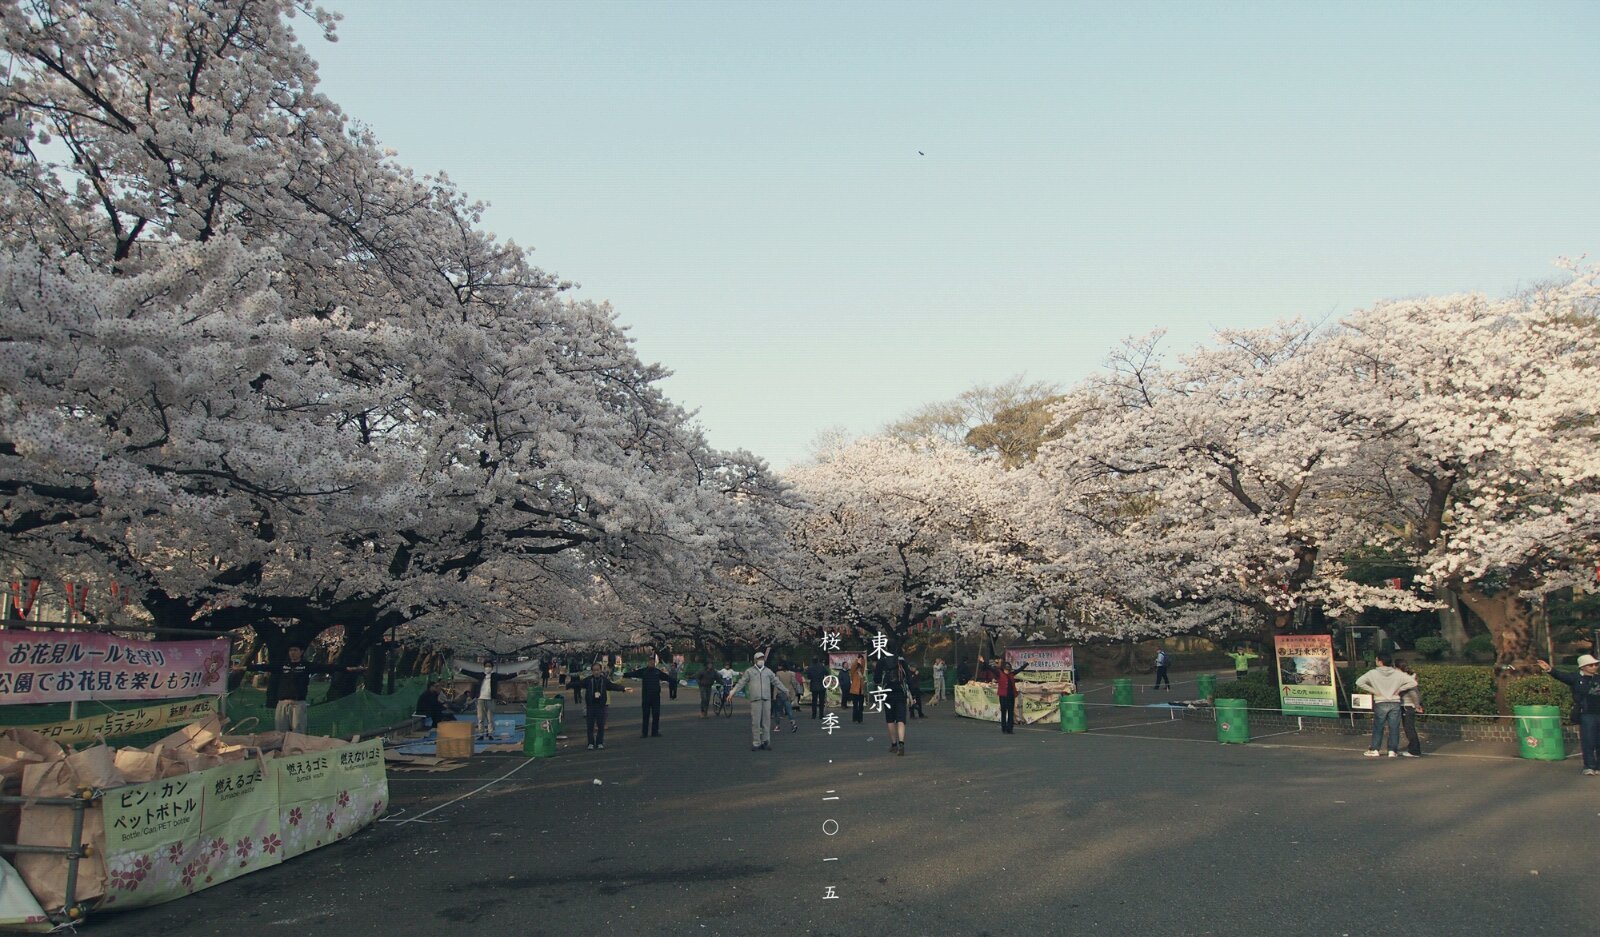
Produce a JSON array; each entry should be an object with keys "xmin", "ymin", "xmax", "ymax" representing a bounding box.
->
[
  {"xmin": 1401, "ymin": 707, "xmax": 1422, "ymax": 755},
  {"xmin": 701, "ymin": 685, "xmax": 715, "ymax": 715},
  {"xmin": 999, "ymin": 695, "xmax": 1016, "ymax": 732},
  {"xmin": 851, "ymin": 694, "xmax": 864, "ymax": 723},
  {"xmin": 641, "ymin": 696, "xmax": 661, "ymax": 736},
  {"xmin": 586, "ymin": 707, "xmax": 608, "ymax": 746},
  {"xmin": 810, "ymin": 690, "xmax": 825, "ymax": 718},
  {"xmin": 1154, "ymin": 665, "xmax": 1170, "ymax": 689},
  {"xmin": 909, "ymin": 693, "xmax": 924, "ymax": 718}
]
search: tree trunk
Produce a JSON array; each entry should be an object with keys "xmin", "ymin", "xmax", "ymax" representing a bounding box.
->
[
  {"xmin": 1434, "ymin": 587, "xmax": 1468, "ymax": 656},
  {"xmin": 1456, "ymin": 587, "xmax": 1537, "ymax": 706}
]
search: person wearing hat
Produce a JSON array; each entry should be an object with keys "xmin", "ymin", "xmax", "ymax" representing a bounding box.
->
[
  {"xmin": 1537, "ymin": 654, "xmax": 1600, "ymax": 775},
  {"xmin": 726, "ymin": 652, "xmax": 790, "ymax": 750}
]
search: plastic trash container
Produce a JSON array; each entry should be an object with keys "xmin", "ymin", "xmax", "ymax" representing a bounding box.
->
[
  {"xmin": 1197, "ymin": 673, "xmax": 1216, "ymax": 700},
  {"xmin": 1513, "ymin": 704, "xmax": 1564, "ymax": 761},
  {"xmin": 1112, "ymin": 678, "xmax": 1134, "ymax": 706},
  {"xmin": 1059, "ymin": 693, "xmax": 1087, "ymax": 733},
  {"xmin": 524, "ymin": 706, "xmax": 560, "ymax": 758},
  {"xmin": 1215, "ymin": 698, "xmax": 1250, "ymax": 744}
]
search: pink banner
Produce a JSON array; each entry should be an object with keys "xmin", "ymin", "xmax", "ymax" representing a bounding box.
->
[
  {"xmin": 1004, "ymin": 644, "xmax": 1075, "ymax": 672},
  {"xmin": 0, "ymin": 631, "xmax": 229, "ymax": 704}
]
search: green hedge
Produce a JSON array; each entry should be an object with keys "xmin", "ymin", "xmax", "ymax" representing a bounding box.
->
[
  {"xmin": 1505, "ymin": 675, "xmax": 1573, "ymax": 723},
  {"xmin": 1410, "ymin": 664, "xmax": 1496, "ymax": 717},
  {"xmin": 1211, "ymin": 673, "xmax": 1281, "ymax": 709},
  {"xmin": 1413, "ymin": 636, "xmax": 1451, "ymax": 660}
]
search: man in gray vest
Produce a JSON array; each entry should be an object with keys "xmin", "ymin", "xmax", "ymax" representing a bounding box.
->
[{"xmin": 727, "ymin": 652, "xmax": 790, "ymax": 750}]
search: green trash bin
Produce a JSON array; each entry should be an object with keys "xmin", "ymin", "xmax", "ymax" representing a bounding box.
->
[
  {"xmin": 524, "ymin": 705, "xmax": 560, "ymax": 758},
  {"xmin": 1112, "ymin": 678, "xmax": 1134, "ymax": 706},
  {"xmin": 1513, "ymin": 704, "xmax": 1565, "ymax": 761},
  {"xmin": 1059, "ymin": 693, "xmax": 1087, "ymax": 733},
  {"xmin": 1215, "ymin": 698, "xmax": 1250, "ymax": 744},
  {"xmin": 1196, "ymin": 673, "xmax": 1216, "ymax": 700},
  {"xmin": 526, "ymin": 686, "xmax": 545, "ymax": 710}
]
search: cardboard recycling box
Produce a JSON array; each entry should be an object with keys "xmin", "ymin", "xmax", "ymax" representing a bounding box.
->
[{"xmin": 1, "ymin": 717, "xmax": 387, "ymax": 917}]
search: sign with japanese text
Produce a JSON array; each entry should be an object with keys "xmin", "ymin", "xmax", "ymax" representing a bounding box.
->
[
  {"xmin": 95, "ymin": 738, "xmax": 387, "ymax": 911},
  {"xmin": 1275, "ymin": 633, "xmax": 1338, "ymax": 718},
  {"xmin": 1003, "ymin": 644, "xmax": 1075, "ymax": 674},
  {"xmin": 0, "ymin": 631, "xmax": 229, "ymax": 704},
  {"xmin": 15, "ymin": 697, "xmax": 219, "ymax": 745},
  {"xmin": 276, "ymin": 738, "xmax": 388, "ymax": 860}
]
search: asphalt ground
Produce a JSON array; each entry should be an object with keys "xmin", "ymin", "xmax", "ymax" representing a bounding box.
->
[{"xmin": 87, "ymin": 670, "xmax": 1596, "ymax": 937}]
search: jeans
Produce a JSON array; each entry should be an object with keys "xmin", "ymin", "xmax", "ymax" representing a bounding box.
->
[
  {"xmin": 999, "ymin": 695, "xmax": 1016, "ymax": 733},
  {"xmin": 1580, "ymin": 712, "xmax": 1600, "ymax": 770},
  {"xmin": 1154, "ymin": 665, "xmax": 1170, "ymax": 689},
  {"xmin": 810, "ymin": 689, "xmax": 825, "ymax": 718},
  {"xmin": 772, "ymin": 694, "xmax": 793, "ymax": 723},
  {"xmin": 1369, "ymin": 701, "xmax": 1402, "ymax": 752}
]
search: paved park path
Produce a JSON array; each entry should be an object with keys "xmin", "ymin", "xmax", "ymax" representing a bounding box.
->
[{"xmin": 91, "ymin": 674, "xmax": 1594, "ymax": 936}]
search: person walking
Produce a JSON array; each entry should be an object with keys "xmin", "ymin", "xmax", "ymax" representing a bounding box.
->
[
  {"xmin": 932, "ymin": 658, "xmax": 947, "ymax": 703},
  {"xmin": 1153, "ymin": 648, "xmax": 1171, "ymax": 691},
  {"xmin": 727, "ymin": 653, "xmax": 790, "ymax": 750},
  {"xmin": 575, "ymin": 661, "xmax": 630, "ymax": 750},
  {"xmin": 624, "ymin": 658, "xmax": 679, "ymax": 738},
  {"xmin": 1356, "ymin": 654, "xmax": 1417, "ymax": 758},
  {"xmin": 806, "ymin": 657, "xmax": 830, "ymax": 719},
  {"xmin": 907, "ymin": 663, "xmax": 925, "ymax": 718},
  {"xmin": 875, "ymin": 654, "xmax": 912, "ymax": 755},
  {"xmin": 1537, "ymin": 654, "xmax": 1600, "ymax": 776},
  {"xmin": 996, "ymin": 658, "xmax": 1029, "ymax": 733},
  {"xmin": 770, "ymin": 662, "xmax": 799, "ymax": 733},
  {"xmin": 237, "ymin": 645, "xmax": 364, "ymax": 735},
  {"xmin": 718, "ymin": 663, "xmax": 736, "ymax": 717},
  {"xmin": 666, "ymin": 657, "xmax": 681, "ymax": 700},
  {"xmin": 849, "ymin": 656, "xmax": 867, "ymax": 724},
  {"xmin": 1396, "ymin": 662, "xmax": 1424, "ymax": 757},
  {"xmin": 699, "ymin": 661, "xmax": 719, "ymax": 718}
]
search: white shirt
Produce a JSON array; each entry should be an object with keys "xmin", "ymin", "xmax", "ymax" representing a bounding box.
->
[{"xmin": 479, "ymin": 672, "xmax": 494, "ymax": 700}]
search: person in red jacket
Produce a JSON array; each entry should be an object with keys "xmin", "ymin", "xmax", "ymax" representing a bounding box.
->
[{"xmin": 996, "ymin": 659, "xmax": 1029, "ymax": 734}]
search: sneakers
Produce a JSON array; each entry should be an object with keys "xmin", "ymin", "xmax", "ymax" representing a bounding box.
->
[
  {"xmin": 790, "ymin": 721, "xmax": 798, "ymax": 732},
  {"xmin": 1387, "ymin": 751, "xmax": 1398, "ymax": 758},
  {"xmin": 1583, "ymin": 768, "xmax": 1598, "ymax": 776},
  {"xmin": 587, "ymin": 744, "xmax": 595, "ymax": 750},
  {"xmin": 1363, "ymin": 750, "xmax": 1381, "ymax": 757},
  {"xmin": 597, "ymin": 743, "xmax": 604, "ymax": 750},
  {"xmin": 1401, "ymin": 752, "xmax": 1418, "ymax": 758},
  {"xmin": 897, "ymin": 742, "xmax": 905, "ymax": 756}
]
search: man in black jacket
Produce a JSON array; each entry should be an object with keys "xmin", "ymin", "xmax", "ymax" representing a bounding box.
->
[
  {"xmin": 237, "ymin": 645, "xmax": 364, "ymax": 734},
  {"xmin": 571, "ymin": 662, "xmax": 630, "ymax": 750},
  {"xmin": 624, "ymin": 659, "xmax": 679, "ymax": 738},
  {"xmin": 1538, "ymin": 654, "xmax": 1600, "ymax": 775},
  {"xmin": 805, "ymin": 657, "xmax": 830, "ymax": 718}
]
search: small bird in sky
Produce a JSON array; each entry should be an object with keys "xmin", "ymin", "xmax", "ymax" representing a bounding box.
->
[{"xmin": 917, "ymin": 150, "xmax": 925, "ymax": 155}]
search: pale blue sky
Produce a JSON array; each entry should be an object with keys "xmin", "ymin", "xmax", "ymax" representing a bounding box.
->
[{"xmin": 311, "ymin": 0, "xmax": 1599, "ymax": 469}]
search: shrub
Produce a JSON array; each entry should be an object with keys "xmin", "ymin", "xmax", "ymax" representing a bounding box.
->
[
  {"xmin": 1413, "ymin": 636, "xmax": 1451, "ymax": 661},
  {"xmin": 1505, "ymin": 675, "xmax": 1573, "ymax": 723},
  {"xmin": 1211, "ymin": 673, "xmax": 1281, "ymax": 710},
  {"xmin": 1463, "ymin": 634, "xmax": 1496, "ymax": 661},
  {"xmin": 1412, "ymin": 664, "xmax": 1496, "ymax": 717}
]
